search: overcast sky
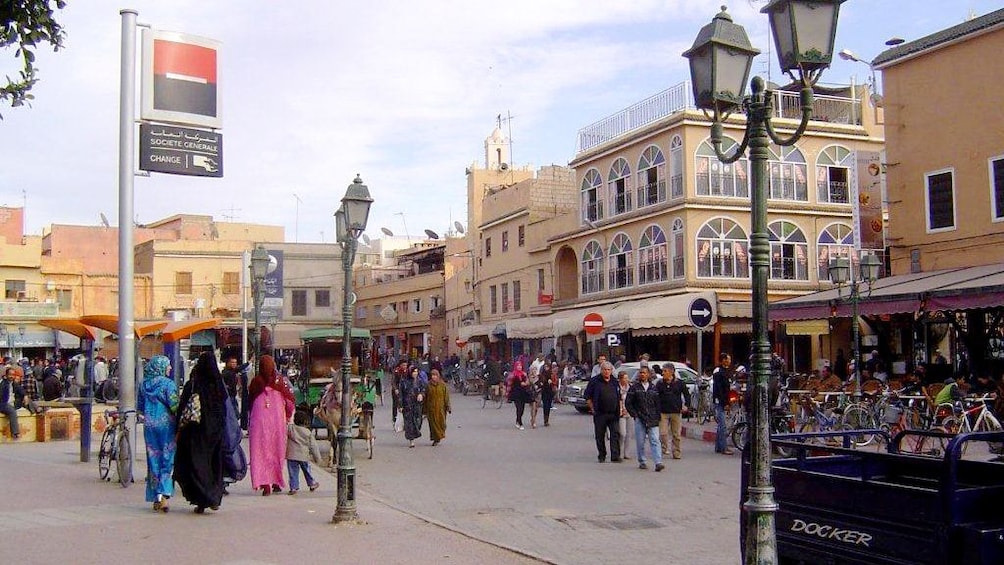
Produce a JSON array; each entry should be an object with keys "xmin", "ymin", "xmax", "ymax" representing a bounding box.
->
[{"xmin": 1, "ymin": 0, "xmax": 997, "ymax": 244}]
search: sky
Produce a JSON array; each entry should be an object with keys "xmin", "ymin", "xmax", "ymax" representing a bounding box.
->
[{"xmin": 1, "ymin": 0, "xmax": 999, "ymax": 245}]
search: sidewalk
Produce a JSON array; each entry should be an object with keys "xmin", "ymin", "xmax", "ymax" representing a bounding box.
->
[{"xmin": 0, "ymin": 437, "xmax": 542, "ymax": 565}]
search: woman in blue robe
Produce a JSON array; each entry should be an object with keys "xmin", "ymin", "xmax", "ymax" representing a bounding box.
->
[{"xmin": 137, "ymin": 356, "xmax": 179, "ymax": 512}]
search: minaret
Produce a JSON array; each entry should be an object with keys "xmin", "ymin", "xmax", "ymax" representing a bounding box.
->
[{"xmin": 485, "ymin": 126, "xmax": 510, "ymax": 170}]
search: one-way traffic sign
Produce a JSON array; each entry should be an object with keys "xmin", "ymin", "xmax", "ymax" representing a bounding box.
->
[{"xmin": 689, "ymin": 297, "xmax": 714, "ymax": 328}]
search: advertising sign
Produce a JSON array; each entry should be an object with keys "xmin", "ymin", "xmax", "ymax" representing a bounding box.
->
[
  {"xmin": 851, "ymin": 150, "xmax": 885, "ymax": 251},
  {"xmin": 262, "ymin": 249, "xmax": 284, "ymax": 320},
  {"xmin": 139, "ymin": 124, "xmax": 222, "ymax": 177},
  {"xmin": 141, "ymin": 29, "xmax": 222, "ymax": 129}
]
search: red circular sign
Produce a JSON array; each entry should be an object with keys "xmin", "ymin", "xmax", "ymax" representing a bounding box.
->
[
  {"xmin": 583, "ymin": 312, "xmax": 605, "ymax": 335},
  {"xmin": 455, "ymin": 338, "xmax": 468, "ymax": 348}
]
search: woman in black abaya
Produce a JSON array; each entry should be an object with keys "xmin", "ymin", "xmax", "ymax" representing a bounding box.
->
[{"xmin": 173, "ymin": 351, "xmax": 227, "ymax": 513}]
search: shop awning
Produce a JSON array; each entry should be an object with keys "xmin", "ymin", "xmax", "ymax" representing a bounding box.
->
[
  {"xmin": 37, "ymin": 318, "xmax": 99, "ymax": 341},
  {"xmin": 770, "ymin": 264, "xmax": 1004, "ymax": 321},
  {"xmin": 458, "ymin": 324, "xmax": 491, "ymax": 341},
  {"xmin": 79, "ymin": 315, "xmax": 169, "ymax": 338},
  {"xmin": 273, "ymin": 324, "xmax": 308, "ymax": 349},
  {"xmin": 505, "ymin": 316, "xmax": 555, "ymax": 339},
  {"xmin": 625, "ymin": 291, "xmax": 718, "ymax": 331},
  {"xmin": 300, "ymin": 327, "xmax": 371, "ymax": 341},
  {"xmin": 161, "ymin": 318, "xmax": 222, "ymax": 342},
  {"xmin": 553, "ymin": 307, "xmax": 599, "ymax": 337}
]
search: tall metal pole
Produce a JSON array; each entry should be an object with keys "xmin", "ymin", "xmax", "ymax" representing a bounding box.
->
[
  {"xmin": 334, "ymin": 237, "xmax": 358, "ymax": 522},
  {"xmin": 117, "ymin": 9, "xmax": 138, "ymax": 445},
  {"xmin": 851, "ymin": 281, "xmax": 861, "ymax": 390},
  {"xmin": 742, "ymin": 77, "xmax": 778, "ymax": 564},
  {"xmin": 252, "ymin": 271, "xmax": 262, "ymax": 372}
]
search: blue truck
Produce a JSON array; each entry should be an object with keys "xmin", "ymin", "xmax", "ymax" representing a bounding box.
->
[{"xmin": 742, "ymin": 429, "xmax": 1004, "ymax": 564}]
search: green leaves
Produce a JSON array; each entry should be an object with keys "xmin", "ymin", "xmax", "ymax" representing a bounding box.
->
[{"xmin": 0, "ymin": 0, "xmax": 67, "ymax": 119}]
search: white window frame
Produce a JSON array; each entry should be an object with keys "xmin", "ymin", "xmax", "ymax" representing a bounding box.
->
[
  {"xmin": 990, "ymin": 154, "xmax": 1004, "ymax": 223},
  {"xmin": 924, "ymin": 167, "xmax": 957, "ymax": 233}
]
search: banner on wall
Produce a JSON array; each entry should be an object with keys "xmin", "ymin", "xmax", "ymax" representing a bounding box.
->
[{"xmin": 851, "ymin": 150, "xmax": 886, "ymax": 251}]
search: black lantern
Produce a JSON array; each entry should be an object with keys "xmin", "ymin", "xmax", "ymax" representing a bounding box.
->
[
  {"xmin": 827, "ymin": 256, "xmax": 850, "ymax": 284},
  {"xmin": 682, "ymin": 6, "xmax": 760, "ymax": 114},
  {"xmin": 860, "ymin": 253, "xmax": 881, "ymax": 282},
  {"xmin": 250, "ymin": 245, "xmax": 270, "ymax": 284},
  {"xmin": 334, "ymin": 205, "xmax": 347, "ymax": 244},
  {"xmin": 341, "ymin": 175, "xmax": 373, "ymax": 240},
  {"xmin": 762, "ymin": 0, "xmax": 845, "ymax": 78}
]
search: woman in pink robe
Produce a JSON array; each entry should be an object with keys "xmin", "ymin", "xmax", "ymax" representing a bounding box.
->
[{"xmin": 248, "ymin": 355, "xmax": 294, "ymax": 495}]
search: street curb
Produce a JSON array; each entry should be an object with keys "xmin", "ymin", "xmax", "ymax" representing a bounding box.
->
[
  {"xmin": 681, "ymin": 423, "xmax": 718, "ymax": 443},
  {"xmin": 363, "ymin": 489, "xmax": 557, "ymax": 565}
]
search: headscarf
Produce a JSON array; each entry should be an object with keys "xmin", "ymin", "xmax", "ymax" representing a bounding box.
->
[
  {"xmin": 248, "ymin": 354, "xmax": 294, "ymax": 405},
  {"xmin": 144, "ymin": 355, "xmax": 171, "ymax": 381}
]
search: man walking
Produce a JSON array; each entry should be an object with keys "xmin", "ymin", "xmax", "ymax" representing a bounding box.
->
[
  {"xmin": 655, "ymin": 364, "xmax": 691, "ymax": 459},
  {"xmin": 1, "ymin": 367, "xmax": 26, "ymax": 439},
  {"xmin": 625, "ymin": 366, "xmax": 663, "ymax": 471},
  {"xmin": 391, "ymin": 359, "xmax": 408, "ymax": 428},
  {"xmin": 585, "ymin": 361, "xmax": 621, "ymax": 462},
  {"xmin": 712, "ymin": 353, "xmax": 735, "ymax": 455}
]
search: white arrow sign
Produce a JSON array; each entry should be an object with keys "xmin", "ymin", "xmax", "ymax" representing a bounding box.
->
[{"xmin": 691, "ymin": 307, "xmax": 711, "ymax": 317}]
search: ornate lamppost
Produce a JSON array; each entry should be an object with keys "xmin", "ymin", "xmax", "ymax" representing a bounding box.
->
[
  {"xmin": 249, "ymin": 245, "xmax": 270, "ymax": 372},
  {"xmin": 683, "ymin": 2, "xmax": 845, "ymax": 563},
  {"xmin": 828, "ymin": 253, "xmax": 882, "ymax": 390},
  {"xmin": 333, "ymin": 175, "xmax": 373, "ymax": 523}
]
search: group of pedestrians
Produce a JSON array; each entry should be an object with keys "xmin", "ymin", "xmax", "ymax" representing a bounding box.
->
[
  {"xmin": 137, "ymin": 351, "xmax": 322, "ymax": 514},
  {"xmin": 392, "ymin": 362, "xmax": 452, "ymax": 448},
  {"xmin": 506, "ymin": 356, "xmax": 558, "ymax": 430},
  {"xmin": 584, "ymin": 360, "xmax": 693, "ymax": 470}
]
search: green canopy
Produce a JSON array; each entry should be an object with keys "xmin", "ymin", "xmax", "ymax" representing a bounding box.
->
[{"xmin": 300, "ymin": 327, "xmax": 371, "ymax": 342}]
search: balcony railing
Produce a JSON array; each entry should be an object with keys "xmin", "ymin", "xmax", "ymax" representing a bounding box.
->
[
  {"xmin": 819, "ymin": 181, "xmax": 849, "ymax": 204},
  {"xmin": 581, "ymin": 272, "xmax": 604, "ymax": 294},
  {"xmin": 612, "ymin": 191, "xmax": 632, "ymax": 215},
  {"xmin": 583, "ymin": 200, "xmax": 603, "ymax": 223},
  {"xmin": 576, "ymin": 80, "xmax": 862, "ymax": 153},
  {"xmin": 608, "ymin": 267, "xmax": 634, "ymax": 290},
  {"xmin": 769, "ymin": 177, "xmax": 809, "ymax": 201},
  {"xmin": 638, "ymin": 260, "xmax": 668, "ymax": 285},
  {"xmin": 637, "ymin": 180, "xmax": 666, "ymax": 208}
]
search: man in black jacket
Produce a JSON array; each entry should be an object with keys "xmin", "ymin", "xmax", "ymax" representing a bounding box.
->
[
  {"xmin": 655, "ymin": 364, "xmax": 691, "ymax": 460},
  {"xmin": 712, "ymin": 353, "xmax": 735, "ymax": 455},
  {"xmin": 625, "ymin": 366, "xmax": 664, "ymax": 471},
  {"xmin": 1, "ymin": 367, "xmax": 27, "ymax": 439},
  {"xmin": 584, "ymin": 361, "xmax": 621, "ymax": 462}
]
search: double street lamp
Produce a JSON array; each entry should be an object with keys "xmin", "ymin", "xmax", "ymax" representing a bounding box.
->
[
  {"xmin": 249, "ymin": 245, "xmax": 271, "ymax": 372},
  {"xmin": 333, "ymin": 174, "xmax": 374, "ymax": 523},
  {"xmin": 683, "ymin": 1, "xmax": 845, "ymax": 563},
  {"xmin": 828, "ymin": 253, "xmax": 882, "ymax": 390}
]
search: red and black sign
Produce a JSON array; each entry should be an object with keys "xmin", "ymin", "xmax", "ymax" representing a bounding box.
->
[{"xmin": 153, "ymin": 40, "xmax": 217, "ymax": 117}]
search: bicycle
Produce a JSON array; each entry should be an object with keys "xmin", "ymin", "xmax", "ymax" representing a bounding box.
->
[
  {"xmin": 482, "ymin": 378, "xmax": 505, "ymax": 409},
  {"xmin": 97, "ymin": 409, "xmax": 134, "ymax": 487},
  {"xmin": 695, "ymin": 379, "xmax": 713, "ymax": 425},
  {"xmin": 940, "ymin": 394, "xmax": 1003, "ymax": 456}
]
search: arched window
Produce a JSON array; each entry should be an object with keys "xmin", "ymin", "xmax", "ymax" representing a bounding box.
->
[
  {"xmin": 816, "ymin": 145, "xmax": 853, "ymax": 203},
  {"xmin": 672, "ymin": 217, "xmax": 685, "ymax": 278},
  {"xmin": 636, "ymin": 146, "xmax": 666, "ymax": 207},
  {"xmin": 580, "ymin": 168, "xmax": 603, "ymax": 223},
  {"xmin": 695, "ymin": 137, "xmax": 749, "ymax": 198},
  {"xmin": 697, "ymin": 218, "xmax": 749, "ymax": 278},
  {"xmin": 817, "ymin": 223, "xmax": 854, "ymax": 281},
  {"xmin": 768, "ymin": 145, "xmax": 808, "ymax": 201},
  {"xmin": 768, "ymin": 220, "xmax": 808, "ymax": 280},
  {"xmin": 581, "ymin": 240, "xmax": 605, "ymax": 294},
  {"xmin": 670, "ymin": 136, "xmax": 684, "ymax": 199},
  {"xmin": 608, "ymin": 158, "xmax": 632, "ymax": 215},
  {"xmin": 638, "ymin": 225, "xmax": 667, "ymax": 285},
  {"xmin": 608, "ymin": 233, "xmax": 634, "ymax": 289}
]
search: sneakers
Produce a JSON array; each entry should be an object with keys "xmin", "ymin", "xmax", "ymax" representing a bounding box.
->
[
  {"xmin": 515, "ymin": 424, "xmax": 525, "ymax": 430},
  {"xmin": 598, "ymin": 455, "xmax": 606, "ymax": 463},
  {"xmin": 611, "ymin": 458, "xmax": 622, "ymax": 463},
  {"xmin": 409, "ymin": 440, "xmax": 415, "ymax": 448},
  {"xmin": 288, "ymin": 489, "xmax": 298, "ymax": 495},
  {"xmin": 638, "ymin": 462, "xmax": 648, "ymax": 470},
  {"xmin": 655, "ymin": 463, "xmax": 665, "ymax": 472},
  {"xmin": 309, "ymin": 482, "xmax": 319, "ymax": 492},
  {"xmin": 719, "ymin": 449, "xmax": 735, "ymax": 455}
]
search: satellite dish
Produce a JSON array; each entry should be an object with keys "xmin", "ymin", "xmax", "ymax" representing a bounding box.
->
[
  {"xmin": 424, "ymin": 229, "xmax": 440, "ymax": 240},
  {"xmin": 500, "ymin": 162, "xmax": 509, "ymax": 170},
  {"xmin": 381, "ymin": 227, "xmax": 394, "ymax": 237},
  {"xmin": 454, "ymin": 221, "xmax": 465, "ymax": 234},
  {"xmin": 99, "ymin": 213, "xmax": 110, "ymax": 228},
  {"xmin": 362, "ymin": 234, "xmax": 371, "ymax": 245}
]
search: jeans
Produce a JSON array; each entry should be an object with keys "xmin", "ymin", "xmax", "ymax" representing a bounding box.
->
[
  {"xmin": 658, "ymin": 413, "xmax": 683, "ymax": 458},
  {"xmin": 1, "ymin": 404, "xmax": 18, "ymax": 437},
  {"xmin": 714, "ymin": 402, "xmax": 728, "ymax": 452},
  {"xmin": 286, "ymin": 460, "xmax": 316, "ymax": 491},
  {"xmin": 593, "ymin": 412, "xmax": 620, "ymax": 460},
  {"xmin": 634, "ymin": 420, "xmax": 662, "ymax": 465}
]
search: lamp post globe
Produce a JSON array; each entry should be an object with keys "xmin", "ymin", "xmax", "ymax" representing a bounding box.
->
[
  {"xmin": 341, "ymin": 175, "xmax": 373, "ymax": 240},
  {"xmin": 685, "ymin": 5, "xmax": 842, "ymax": 563}
]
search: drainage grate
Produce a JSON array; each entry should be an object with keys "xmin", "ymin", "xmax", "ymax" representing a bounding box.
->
[{"xmin": 555, "ymin": 513, "xmax": 663, "ymax": 531}]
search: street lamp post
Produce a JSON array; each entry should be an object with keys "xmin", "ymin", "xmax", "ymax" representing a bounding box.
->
[
  {"xmin": 683, "ymin": 2, "xmax": 845, "ymax": 563},
  {"xmin": 333, "ymin": 175, "xmax": 373, "ymax": 523},
  {"xmin": 249, "ymin": 245, "xmax": 270, "ymax": 373},
  {"xmin": 828, "ymin": 254, "xmax": 882, "ymax": 390}
]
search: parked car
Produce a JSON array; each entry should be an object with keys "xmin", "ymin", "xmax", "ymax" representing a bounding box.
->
[{"xmin": 561, "ymin": 361, "xmax": 702, "ymax": 413}]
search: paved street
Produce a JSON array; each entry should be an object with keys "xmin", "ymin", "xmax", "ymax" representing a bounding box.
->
[
  {"xmin": 1, "ymin": 393, "xmax": 744, "ymax": 565},
  {"xmin": 357, "ymin": 391, "xmax": 742, "ymax": 565}
]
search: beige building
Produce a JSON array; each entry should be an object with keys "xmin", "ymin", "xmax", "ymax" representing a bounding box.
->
[
  {"xmin": 461, "ymin": 78, "xmax": 885, "ymax": 372},
  {"xmin": 354, "ymin": 243, "xmax": 446, "ymax": 360}
]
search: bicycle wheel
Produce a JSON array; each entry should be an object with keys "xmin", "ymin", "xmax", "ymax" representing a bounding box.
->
[
  {"xmin": 730, "ymin": 422, "xmax": 748, "ymax": 451},
  {"xmin": 116, "ymin": 428, "xmax": 132, "ymax": 488},
  {"xmin": 799, "ymin": 419, "xmax": 822, "ymax": 445},
  {"xmin": 98, "ymin": 427, "xmax": 115, "ymax": 481},
  {"xmin": 840, "ymin": 405, "xmax": 877, "ymax": 447},
  {"xmin": 976, "ymin": 414, "xmax": 1004, "ymax": 455},
  {"xmin": 938, "ymin": 416, "xmax": 959, "ymax": 454}
]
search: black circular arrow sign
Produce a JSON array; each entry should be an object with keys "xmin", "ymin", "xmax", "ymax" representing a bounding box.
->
[{"xmin": 689, "ymin": 297, "xmax": 714, "ymax": 328}]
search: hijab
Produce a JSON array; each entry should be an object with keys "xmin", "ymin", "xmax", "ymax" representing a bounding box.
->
[
  {"xmin": 248, "ymin": 354, "xmax": 294, "ymax": 405},
  {"xmin": 144, "ymin": 355, "xmax": 170, "ymax": 381}
]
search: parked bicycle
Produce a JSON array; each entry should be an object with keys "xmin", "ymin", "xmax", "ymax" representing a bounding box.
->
[
  {"xmin": 97, "ymin": 408, "xmax": 134, "ymax": 487},
  {"xmin": 940, "ymin": 394, "xmax": 1003, "ymax": 456}
]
